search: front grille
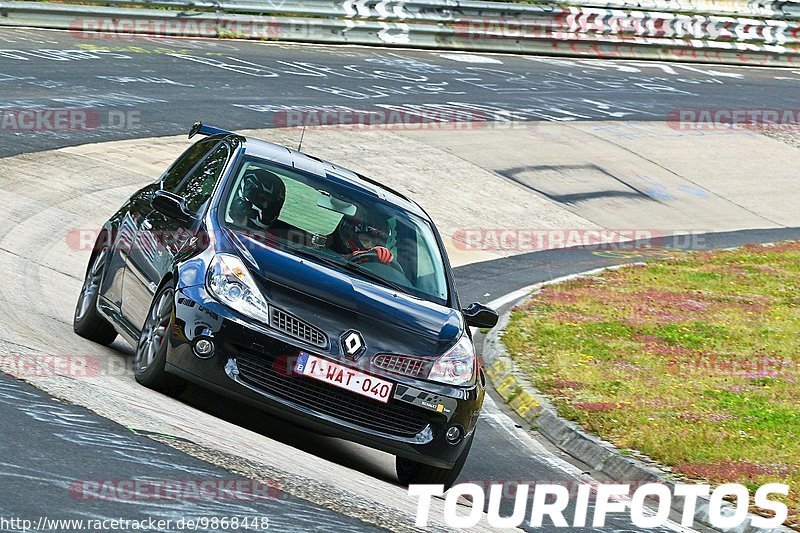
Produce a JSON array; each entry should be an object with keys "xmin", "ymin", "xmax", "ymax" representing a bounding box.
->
[
  {"xmin": 372, "ymin": 354, "xmax": 432, "ymax": 378},
  {"xmin": 269, "ymin": 307, "xmax": 327, "ymax": 348},
  {"xmin": 235, "ymin": 349, "xmax": 430, "ymax": 438}
]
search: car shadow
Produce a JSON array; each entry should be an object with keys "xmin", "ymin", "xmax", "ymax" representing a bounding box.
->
[
  {"xmin": 176, "ymin": 382, "xmax": 398, "ymax": 484},
  {"xmin": 107, "ymin": 338, "xmax": 398, "ymax": 485}
]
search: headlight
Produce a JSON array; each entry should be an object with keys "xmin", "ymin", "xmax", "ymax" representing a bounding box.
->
[
  {"xmin": 428, "ymin": 335, "xmax": 475, "ymax": 386},
  {"xmin": 206, "ymin": 253, "xmax": 270, "ymax": 323}
]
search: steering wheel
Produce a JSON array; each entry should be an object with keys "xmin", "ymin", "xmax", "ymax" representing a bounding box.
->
[{"xmin": 348, "ymin": 250, "xmax": 405, "ymax": 274}]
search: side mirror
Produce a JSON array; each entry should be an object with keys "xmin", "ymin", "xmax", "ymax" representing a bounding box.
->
[
  {"xmin": 152, "ymin": 190, "xmax": 193, "ymax": 223},
  {"xmin": 463, "ymin": 302, "xmax": 499, "ymax": 329}
]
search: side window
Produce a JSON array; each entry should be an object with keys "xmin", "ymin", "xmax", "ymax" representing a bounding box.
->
[
  {"xmin": 176, "ymin": 143, "xmax": 231, "ymax": 213},
  {"xmin": 161, "ymin": 138, "xmax": 219, "ymax": 191}
]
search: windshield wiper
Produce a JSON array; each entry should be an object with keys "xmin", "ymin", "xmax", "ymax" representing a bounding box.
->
[
  {"xmin": 287, "ymin": 245, "xmax": 410, "ymax": 294},
  {"xmin": 338, "ymin": 260, "xmax": 411, "ymax": 295}
]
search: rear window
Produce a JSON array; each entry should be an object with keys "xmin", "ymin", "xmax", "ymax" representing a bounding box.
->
[{"xmin": 280, "ymin": 176, "xmax": 343, "ymax": 235}]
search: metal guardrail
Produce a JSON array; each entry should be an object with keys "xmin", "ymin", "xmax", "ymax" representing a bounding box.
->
[
  {"xmin": 86, "ymin": 0, "xmax": 800, "ymax": 18},
  {"xmin": 1, "ymin": 0, "xmax": 799, "ymax": 65}
]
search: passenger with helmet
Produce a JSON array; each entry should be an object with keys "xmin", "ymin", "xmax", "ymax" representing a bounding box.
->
[{"xmin": 230, "ymin": 167, "xmax": 286, "ymax": 230}]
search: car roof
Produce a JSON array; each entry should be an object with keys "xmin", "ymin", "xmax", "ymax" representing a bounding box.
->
[{"xmin": 238, "ymin": 136, "xmax": 429, "ymax": 220}]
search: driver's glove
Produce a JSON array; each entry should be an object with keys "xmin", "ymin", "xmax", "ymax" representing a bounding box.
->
[
  {"xmin": 350, "ymin": 247, "xmax": 394, "ymax": 264},
  {"xmin": 373, "ymin": 246, "xmax": 394, "ymax": 264}
]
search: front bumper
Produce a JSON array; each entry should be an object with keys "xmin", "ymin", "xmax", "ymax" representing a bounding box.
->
[{"xmin": 167, "ymin": 285, "xmax": 484, "ymax": 468}]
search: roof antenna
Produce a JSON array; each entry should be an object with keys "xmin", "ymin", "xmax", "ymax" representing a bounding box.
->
[{"xmin": 297, "ymin": 121, "xmax": 307, "ymax": 152}]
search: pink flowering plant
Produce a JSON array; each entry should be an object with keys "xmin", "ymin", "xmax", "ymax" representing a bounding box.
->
[{"xmin": 503, "ymin": 241, "xmax": 800, "ymax": 526}]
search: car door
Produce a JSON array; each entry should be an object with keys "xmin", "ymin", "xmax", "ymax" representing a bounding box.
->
[
  {"xmin": 98, "ymin": 185, "xmax": 159, "ymax": 313},
  {"xmin": 120, "ymin": 138, "xmax": 231, "ymax": 331},
  {"xmin": 100, "ymin": 140, "xmax": 216, "ymax": 315}
]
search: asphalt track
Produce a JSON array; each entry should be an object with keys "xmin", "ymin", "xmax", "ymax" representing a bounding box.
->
[
  {"xmin": 2, "ymin": 27, "xmax": 800, "ymax": 158},
  {"xmin": 1, "ymin": 26, "xmax": 799, "ymax": 532},
  {"xmin": 0, "ymin": 373, "xmax": 383, "ymax": 532}
]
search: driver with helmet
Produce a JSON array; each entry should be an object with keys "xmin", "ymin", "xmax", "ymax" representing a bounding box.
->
[
  {"xmin": 330, "ymin": 213, "xmax": 394, "ymax": 264},
  {"xmin": 347, "ymin": 219, "xmax": 394, "ymax": 264}
]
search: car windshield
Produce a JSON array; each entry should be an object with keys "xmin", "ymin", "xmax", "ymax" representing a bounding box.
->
[{"xmin": 220, "ymin": 156, "xmax": 450, "ymax": 304}]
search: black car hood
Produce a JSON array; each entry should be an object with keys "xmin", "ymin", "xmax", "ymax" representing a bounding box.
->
[{"xmin": 228, "ymin": 229, "xmax": 463, "ymax": 359}]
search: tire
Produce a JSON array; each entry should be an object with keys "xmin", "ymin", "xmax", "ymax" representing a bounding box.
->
[
  {"xmin": 73, "ymin": 247, "xmax": 117, "ymax": 345},
  {"xmin": 396, "ymin": 430, "xmax": 475, "ymax": 490},
  {"xmin": 133, "ymin": 281, "xmax": 187, "ymax": 396}
]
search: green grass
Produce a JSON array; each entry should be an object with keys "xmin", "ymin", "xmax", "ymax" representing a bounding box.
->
[{"xmin": 503, "ymin": 242, "xmax": 800, "ymax": 527}]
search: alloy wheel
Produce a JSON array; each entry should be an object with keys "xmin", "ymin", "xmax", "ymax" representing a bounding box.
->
[
  {"xmin": 135, "ymin": 288, "xmax": 173, "ymax": 373},
  {"xmin": 75, "ymin": 248, "xmax": 106, "ymax": 322}
]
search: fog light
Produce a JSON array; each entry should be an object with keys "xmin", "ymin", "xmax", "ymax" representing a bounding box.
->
[
  {"xmin": 445, "ymin": 425, "xmax": 463, "ymax": 444},
  {"xmin": 194, "ymin": 338, "xmax": 214, "ymax": 358}
]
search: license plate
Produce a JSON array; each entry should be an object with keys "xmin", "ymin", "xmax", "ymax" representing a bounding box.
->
[{"xmin": 294, "ymin": 352, "xmax": 394, "ymax": 404}]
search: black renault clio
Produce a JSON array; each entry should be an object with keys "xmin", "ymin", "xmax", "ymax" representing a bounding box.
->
[{"xmin": 74, "ymin": 122, "xmax": 498, "ymax": 488}]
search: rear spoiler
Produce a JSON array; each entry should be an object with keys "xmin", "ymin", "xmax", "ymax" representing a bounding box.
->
[{"xmin": 188, "ymin": 121, "xmax": 240, "ymax": 140}]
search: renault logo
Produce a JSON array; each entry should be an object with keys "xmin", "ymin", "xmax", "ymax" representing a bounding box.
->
[{"xmin": 341, "ymin": 330, "xmax": 365, "ymax": 360}]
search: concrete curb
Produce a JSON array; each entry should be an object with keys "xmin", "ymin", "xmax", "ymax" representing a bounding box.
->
[{"xmin": 482, "ymin": 264, "xmax": 793, "ymax": 533}]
